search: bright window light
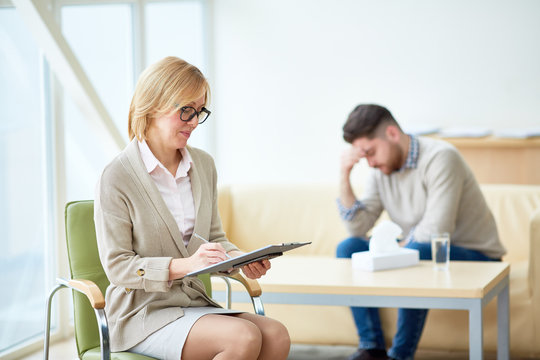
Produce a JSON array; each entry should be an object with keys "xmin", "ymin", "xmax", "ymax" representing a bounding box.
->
[
  {"xmin": 61, "ymin": 3, "xmax": 133, "ymax": 201},
  {"xmin": 0, "ymin": 7, "xmax": 51, "ymax": 352}
]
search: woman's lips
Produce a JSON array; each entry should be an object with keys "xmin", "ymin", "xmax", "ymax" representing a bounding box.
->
[{"xmin": 180, "ymin": 131, "xmax": 191, "ymax": 139}]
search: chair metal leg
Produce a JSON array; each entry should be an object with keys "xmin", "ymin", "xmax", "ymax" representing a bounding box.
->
[
  {"xmin": 94, "ymin": 308, "xmax": 111, "ymax": 360},
  {"xmin": 43, "ymin": 283, "xmax": 66, "ymax": 360},
  {"xmin": 251, "ymin": 296, "xmax": 265, "ymax": 316},
  {"xmin": 220, "ymin": 276, "xmax": 233, "ymax": 309}
]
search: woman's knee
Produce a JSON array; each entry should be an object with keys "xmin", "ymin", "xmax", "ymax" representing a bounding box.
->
[
  {"xmin": 264, "ymin": 319, "xmax": 291, "ymax": 353},
  {"xmin": 230, "ymin": 321, "xmax": 263, "ymax": 359},
  {"xmin": 235, "ymin": 314, "xmax": 290, "ymax": 359},
  {"xmin": 183, "ymin": 315, "xmax": 262, "ymax": 360},
  {"xmin": 250, "ymin": 317, "xmax": 290, "ymax": 360}
]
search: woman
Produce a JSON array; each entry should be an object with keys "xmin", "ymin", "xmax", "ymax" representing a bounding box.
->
[{"xmin": 95, "ymin": 56, "xmax": 290, "ymax": 360}]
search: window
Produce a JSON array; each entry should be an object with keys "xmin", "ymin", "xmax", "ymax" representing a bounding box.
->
[
  {"xmin": 60, "ymin": 1, "xmax": 209, "ymax": 202},
  {"xmin": 1, "ymin": 0, "xmax": 210, "ymax": 355},
  {"xmin": 145, "ymin": 0, "xmax": 211, "ymax": 151},
  {"xmin": 0, "ymin": 7, "xmax": 54, "ymax": 353},
  {"xmin": 145, "ymin": 1, "xmax": 206, "ymax": 70},
  {"xmin": 61, "ymin": 3, "xmax": 133, "ymax": 201}
]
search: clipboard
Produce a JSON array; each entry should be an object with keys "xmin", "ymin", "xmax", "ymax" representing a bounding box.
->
[{"xmin": 185, "ymin": 241, "xmax": 311, "ymax": 277}]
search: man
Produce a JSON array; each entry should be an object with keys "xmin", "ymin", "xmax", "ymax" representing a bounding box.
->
[{"xmin": 336, "ymin": 104, "xmax": 506, "ymax": 360}]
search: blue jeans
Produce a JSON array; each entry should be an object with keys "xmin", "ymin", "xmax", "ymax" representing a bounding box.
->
[{"xmin": 336, "ymin": 237, "xmax": 500, "ymax": 360}]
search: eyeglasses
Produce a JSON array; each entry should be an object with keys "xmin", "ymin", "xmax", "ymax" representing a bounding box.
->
[{"xmin": 176, "ymin": 105, "xmax": 211, "ymax": 124}]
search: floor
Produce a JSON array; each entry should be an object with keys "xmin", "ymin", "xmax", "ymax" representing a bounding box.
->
[{"xmin": 24, "ymin": 337, "xmax": 496, "ymax": 360}]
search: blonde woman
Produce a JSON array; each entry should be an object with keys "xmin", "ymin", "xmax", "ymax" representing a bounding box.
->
[{"xmin": 95, "ymin": 56, "xmax": 290, "ymax": 360}]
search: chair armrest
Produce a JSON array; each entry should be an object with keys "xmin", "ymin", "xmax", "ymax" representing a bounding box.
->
[
  {"xmin": 58, "ymin": 278, "xmax": 105, "ymax": 309},
  {"xmin": 45, "ymin": 279, "xmax": 109, "ymax": 360},
  {"xmin": 225, "ymin": 273, "xmax": 262, "ymax": 297},
  {"xmin": 211, "ymin": 273, "xmax": 265, "ymax": 315}
]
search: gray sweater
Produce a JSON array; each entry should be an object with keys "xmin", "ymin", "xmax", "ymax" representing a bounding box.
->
[{"xmin": 345, "ymin": 136, "xmax": 506, "ymax": 259}]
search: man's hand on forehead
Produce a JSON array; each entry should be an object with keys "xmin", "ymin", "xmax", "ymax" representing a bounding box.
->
[{"xmin": 353, "ymin": 146, "xmax": 369, "ymax": 158}]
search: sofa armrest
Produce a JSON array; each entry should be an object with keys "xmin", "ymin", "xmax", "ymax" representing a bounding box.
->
[
  {"xmin": 529, "ymin": 208, "xmax": 540, "ymax": 296},
  {"xmin": 529, "ymin": 208, "xmax": 540, "ymax": 346}
]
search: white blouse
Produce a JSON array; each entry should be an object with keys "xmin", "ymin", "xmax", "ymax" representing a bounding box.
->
[{"xmin": 138, "ymin": 140, "xmax": 195, "ymax": 246}]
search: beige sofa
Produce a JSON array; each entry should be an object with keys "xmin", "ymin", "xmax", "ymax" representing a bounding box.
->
[{"xmin": 218, "ymin": 183, "xmax": 540, "ymax": 358}]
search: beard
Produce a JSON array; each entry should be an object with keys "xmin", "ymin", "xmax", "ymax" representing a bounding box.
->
[{"xmin": 381, "ymin": 143, "xmax": 405, "ymax": 174}]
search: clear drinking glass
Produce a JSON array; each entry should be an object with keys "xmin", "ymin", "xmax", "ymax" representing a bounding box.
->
[{"xmin": 431, "ymin": 232, "xmax": 450, "ymax": 271}]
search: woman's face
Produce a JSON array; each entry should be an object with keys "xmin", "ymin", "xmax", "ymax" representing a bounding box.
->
[{"xmin": 147, "ymin": 94, "xmax": 205, "ymax": 151}]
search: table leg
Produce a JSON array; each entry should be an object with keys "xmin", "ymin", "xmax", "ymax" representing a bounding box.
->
[
  {"xmin": 497, "ymin": 281, "xmax": 510, "ymax": 360},
  {"xmin": 469, "ymin": 300, "xmax": 484, "ymax": 359}
]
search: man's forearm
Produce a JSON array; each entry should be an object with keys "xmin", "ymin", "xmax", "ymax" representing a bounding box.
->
[{"xmin": 339, "ymin": 170, "xmax": 357, "ymax": 208}]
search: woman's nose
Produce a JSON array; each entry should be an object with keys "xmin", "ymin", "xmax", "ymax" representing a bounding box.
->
[{"xmin": 186, "ymin": 116, "xmax": 199, "ymax": 127}]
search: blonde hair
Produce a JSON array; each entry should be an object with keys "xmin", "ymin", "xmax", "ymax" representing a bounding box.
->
[{"xmin": 128, "ymin": 56, "xmax": 210, "ymax": 141}]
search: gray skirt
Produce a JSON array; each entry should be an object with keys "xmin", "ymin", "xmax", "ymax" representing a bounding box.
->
[{"xmin": 128, "ymin": 306, "xmax": 243, "ymax": 360}]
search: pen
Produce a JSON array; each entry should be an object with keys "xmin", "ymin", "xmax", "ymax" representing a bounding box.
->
[{"xmin": 193, "ymin": 232, "xmax": 232, "ymax": 259}]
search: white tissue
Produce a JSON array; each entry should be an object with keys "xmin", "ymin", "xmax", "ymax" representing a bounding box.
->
[
  {"xmin": 368, "ymin": 220, "xmax": 402, "ymax": 253},
  {"xmin": 352, "ymin": 221, "xmax": 418, "ymax": 271}
]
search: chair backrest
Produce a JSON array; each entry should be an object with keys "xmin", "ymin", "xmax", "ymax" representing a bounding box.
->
[{"xmin": 65, "ymin": 201, "xmax": 212, "ymax": 357}]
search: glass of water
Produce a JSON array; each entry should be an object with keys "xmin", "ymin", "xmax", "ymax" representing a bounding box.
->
[{"xmin": 431, "ymin": 232, "xmax": 450, "ymax": 271}]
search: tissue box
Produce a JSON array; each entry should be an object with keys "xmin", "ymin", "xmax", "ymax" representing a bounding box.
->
[{"xmin": 352, "ymin": 248, "xmax": 420, "ymax": 271}]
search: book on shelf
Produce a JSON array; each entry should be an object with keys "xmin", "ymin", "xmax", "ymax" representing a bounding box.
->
[
  {"xmin": 492, "ymin": 128, "xmax": 540, "ymax": 139},
  {"xmin": 437, "ymin": 127, "xmax": 492, "ymax": 138}
]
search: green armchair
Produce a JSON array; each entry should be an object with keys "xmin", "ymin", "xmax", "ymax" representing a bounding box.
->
[{"xmin": 44, "ymin": 200, "xmax": 265, "ymax": 360}]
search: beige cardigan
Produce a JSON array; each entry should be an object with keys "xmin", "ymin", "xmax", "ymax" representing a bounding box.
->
[{"xmin": 94, "ymin": 139, "xmax": 239, "ymax": 351}]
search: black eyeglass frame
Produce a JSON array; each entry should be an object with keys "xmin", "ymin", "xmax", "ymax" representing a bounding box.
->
[{"xmin": 176, "ymin": 105, "xmax": 211, "ymax": 124}]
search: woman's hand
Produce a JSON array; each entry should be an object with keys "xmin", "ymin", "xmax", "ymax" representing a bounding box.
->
[
  {"xmin": 169, "ymin": 242, "xmax": 229, "ymax": 280},
  {"xmin": 227, "ymin": 250, "xmax": 271, "ymax": 279},
  {"xmin": 189, "ymin": 242, "xmax": 229, "ymax": 270},
  {"xmin": 241, "ymin": 259, "xmax": 271, "ymax": 279}
]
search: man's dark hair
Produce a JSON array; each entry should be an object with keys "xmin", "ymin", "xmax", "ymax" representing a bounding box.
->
[{"xmin": 342, "ymin": 104, "xmax": 401, "ymax": 143}]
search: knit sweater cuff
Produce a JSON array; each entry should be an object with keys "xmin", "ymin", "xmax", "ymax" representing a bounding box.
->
[{"xmin": 336, "ymin": 199, "xmax": 365, "ymax": 221}]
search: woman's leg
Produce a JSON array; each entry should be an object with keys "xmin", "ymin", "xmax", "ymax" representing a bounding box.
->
[
  {"xmin": 234, "ymin": 312, "xmax": 291, "ymax": 360},
  {"xmin": 181, "ymin": 314, "xmax": 263, "ymax": 360}
]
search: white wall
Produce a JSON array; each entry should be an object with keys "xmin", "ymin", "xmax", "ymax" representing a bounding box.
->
[{"xmin": 210, "ymin": 0, "xmax": 540, "ymax": 185}]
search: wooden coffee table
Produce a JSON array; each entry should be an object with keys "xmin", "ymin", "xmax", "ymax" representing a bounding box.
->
[{"xmin": 213, "ymin": 255, "xmax": 510, "ymax": 360}]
